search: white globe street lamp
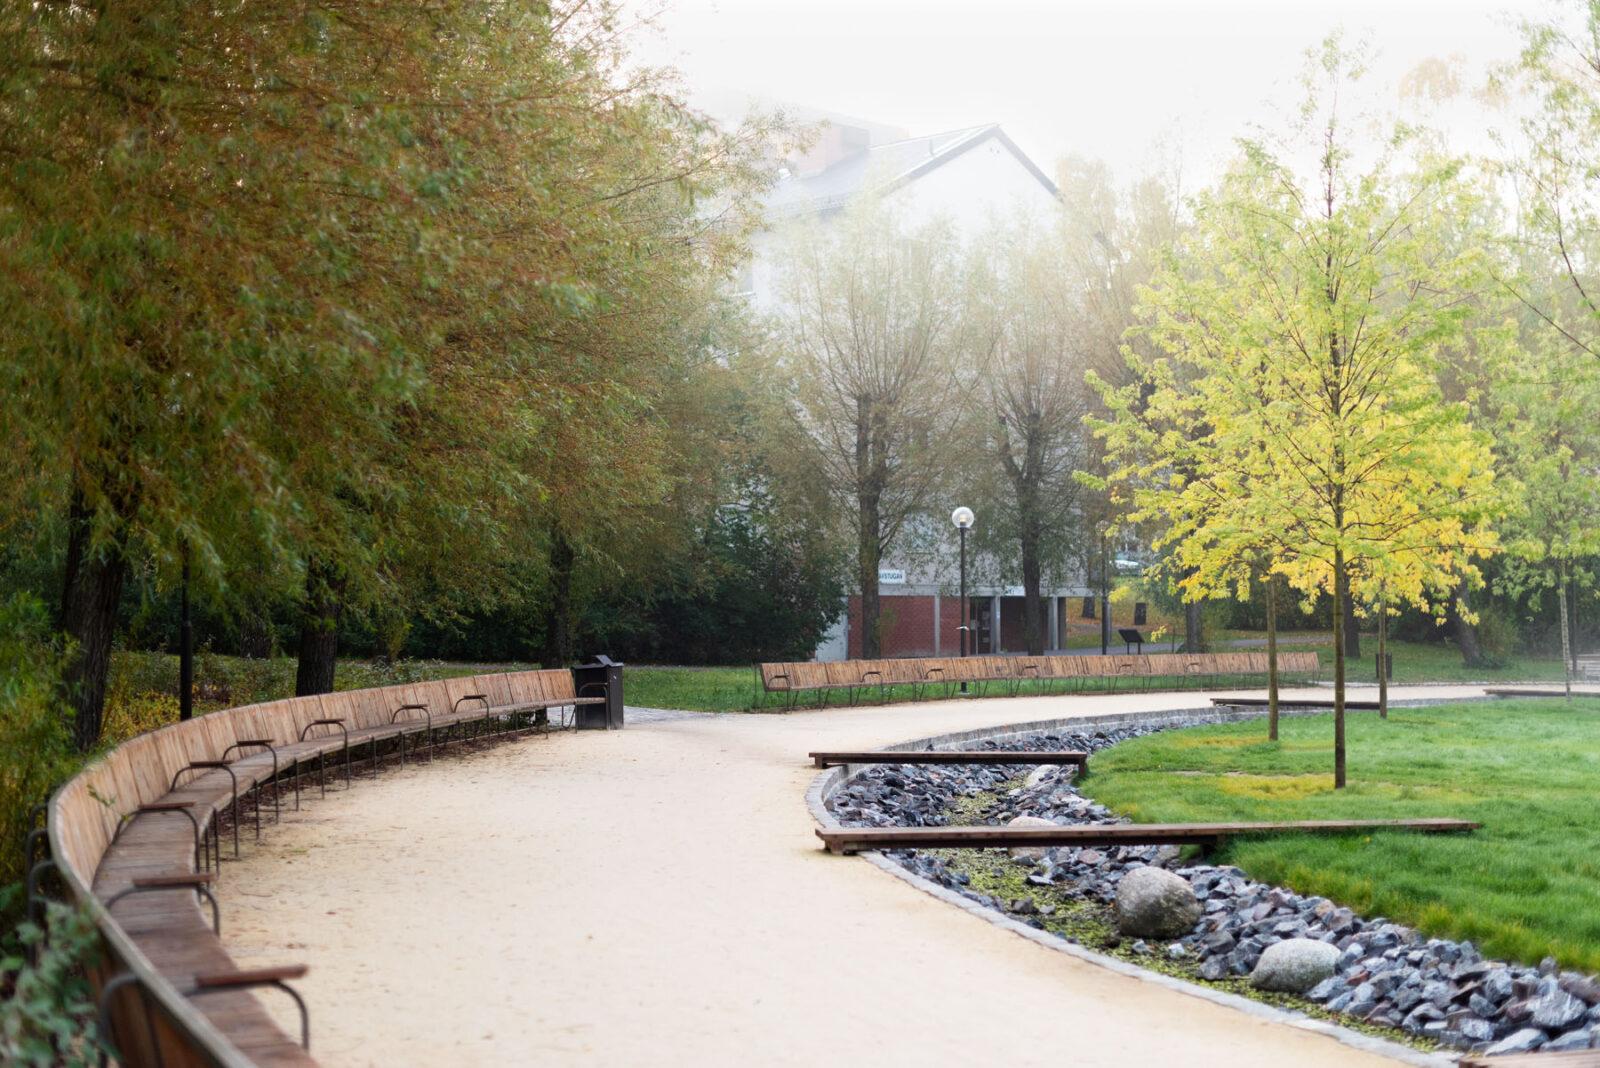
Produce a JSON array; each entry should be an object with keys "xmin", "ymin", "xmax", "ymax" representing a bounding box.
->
[{"xmin": 952, "ymin": 507, "xmax": 975, "ymax": 689}]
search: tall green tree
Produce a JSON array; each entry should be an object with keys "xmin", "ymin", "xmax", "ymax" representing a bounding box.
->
[
  {"xmin": 1099, "ymin": 38, "xmax": 1501, "ymax": 786},
  {"xmin": 1490, "ymin": 328, "xmax": 1600, "ymax": 698},
  {"xmin": 777, "ymin": 199, "xmax": 963, "ymax": 657},
  {"xmin": 966, "ymin": 219, "xmax": 1089, "ymax": 655},
  {"xmin": 0, "ymin": 0, "xmax": 773, "ymax": 740}
]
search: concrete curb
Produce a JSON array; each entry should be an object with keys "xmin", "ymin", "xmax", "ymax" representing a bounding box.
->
[{"xmin": 805, "ymin": 703, "xmax": 1459, "ymax": 1068}]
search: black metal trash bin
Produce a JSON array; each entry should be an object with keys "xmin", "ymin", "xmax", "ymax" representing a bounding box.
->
[{"xmin": 573, "ymin": 655, "xmax": 624, "ymax": 729}]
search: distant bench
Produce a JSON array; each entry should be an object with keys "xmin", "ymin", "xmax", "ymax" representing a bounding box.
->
[
  {"xmin": 815, "ymin": 817, "xmax": 1479, "ymax": 855},
  {"xmin": 1211, "ymin": 695, "xmax": 1381, "ymax": 711},
  {"xmin": 755, "ymin": 651, "xmax": 1320, "ymax": 707},
  {"xmin": 1461, "ymin": 1050, "xmax": 1600, "ymax": 1067},
  {"xmin": 809, "ymin": 749, "xmax": 1088, "ymax": 769}
]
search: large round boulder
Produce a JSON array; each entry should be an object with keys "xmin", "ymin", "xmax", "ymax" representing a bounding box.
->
[
  {"xmin": 1115, "ymin": 866, "xmax": 1202, "ymax": 939},
  {"xmin": 1007, "ymin": 815, "xmax": 1058, "ymax": 859},
  {"xmin": 1250, "ymin": 938, "xmax": 1341, "ymax": 993}
]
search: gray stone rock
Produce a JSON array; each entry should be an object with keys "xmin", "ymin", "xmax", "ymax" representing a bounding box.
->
[
  {"xmin": 1485, "ymin": 1029, "xmax": 1548, "ymax": 1055},
  {"xmin": 1115, "ymin": 866, "xmax": 1203, "ymax": 939},
  {"xmin": 1458, "ymin": 1016, "xmax": 1495, "ymax": 1044},
  {"xmin": 1310, "ymin": 977, "xmax": 1347, "ymax": 1002},
  {"xmin": 1024, "ymin": 765, "xmax": 1056, "ymax": 790},
  {"xmin": 1533, "ymin": 991, "xmax": 1589, "ymax": 1031},
  {"xmin": 1345, "ymin": 982, "xmax": 1379, "ymax": 1019},
  {"xmin": 1250, "ymin": 938, "xmax": 1342, "ymax": 994},
  {"xmin": 1006, "ymin": 815, "xmax": 1057, "ymax": 859},
  {"xmin": 1483, "ymin": 968, "xmax": 1515, "ymax": 1004},
  {"xmin": 1546, "ymin": 1029, "xmax": 1595, "ymax": 1052}
]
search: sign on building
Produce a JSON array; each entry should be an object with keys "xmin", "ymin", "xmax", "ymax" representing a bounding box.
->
[{"xmin": 878, "ymin": 568, "xmax": 907, "ymax": 585}]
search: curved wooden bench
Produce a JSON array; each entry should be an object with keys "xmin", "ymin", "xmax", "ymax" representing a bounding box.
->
[
  {"xmin": 44, "ymin": 666, "xmax": 613, "ymax": 1067},
  {"xmin": 754, "ymin": 650, "xmax": 1322, "ymax": 706}
]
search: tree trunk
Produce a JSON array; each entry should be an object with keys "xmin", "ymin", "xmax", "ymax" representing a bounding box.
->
[
  {"xmin": 1341, "ymin": 587, "xmax": 1361, "ymax": 660},
  {"xmin": 1377, "ymin": 586, "xmax": 1388, "ymax": 720},
  {"xmin": 540, "ymin": 526, "xmax": 576, "ymax": 667},
  {"xmin": 1019, "ymin": 523, "xmax": 1045, "ymax": 656},
  {"xmin": 1446, "ymin": 579, "xmax": 1484, "ymax": 667},
  {"xmin": 855, "ymin": 392, "xmax": 885, "ymax": 661},
  {"xmin": 238, "ymin": 609, "xmax": 274, "ymax": 659},
  {"xmin": 857, "ymin": 490, "xmax": 883, "ymax": 660},
  {"xmin": 1266, "ymin": 571, "xmax": 1279, "ymax": 742},
  {"xmin": 1332, "ymin": 547, "xmax": 1348, "ymax": 789},
  {"xmin": 1568, "ymin": 573, "xmax": 1579, "ymax": 674},
  {"xmin": 59, "ymin": 498, "xmax": 128, "ymax": 752},
  {"xmin": 1559, "ymin": 565, "xmax": 1573, "ymax": 702},
  {"xmin": 1183, "ymin": 597, "xmax": 1203, "ymax": 654},
  {"xmin": 294, "ymin": 561, "xmax": 343, "ymax": 696}
]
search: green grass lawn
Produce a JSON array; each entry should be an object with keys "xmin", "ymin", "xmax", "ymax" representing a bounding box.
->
[
  {"xmin": 1080, "ymin": 698, "xmax": 1600, "ymax": 971},
  {"xmin": 109, "ymin": 639, "xmax": 1574, "ymax": 718},
  {"xmin": 621, "ymin": 665, "xmax": 761, "ymax": 712}
]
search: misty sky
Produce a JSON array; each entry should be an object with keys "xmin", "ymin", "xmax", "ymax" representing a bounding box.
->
[{"xmin": 632, "ymin": 0, "xmax": 1543, "ymax": 186}]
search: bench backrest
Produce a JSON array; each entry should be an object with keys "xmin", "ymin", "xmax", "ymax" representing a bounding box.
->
[
  {"xmin": 50, "ymin": 667, "xmax": 580, "ymax": 888},
  {"xmin": 754, "ymin": 649, "xmax": 1320, "ymax": 695}
]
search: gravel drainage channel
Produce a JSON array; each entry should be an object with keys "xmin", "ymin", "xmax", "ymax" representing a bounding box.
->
[{"xmin": 808, "ymin": 705, "xmax": 1596, "ymax": 1066}]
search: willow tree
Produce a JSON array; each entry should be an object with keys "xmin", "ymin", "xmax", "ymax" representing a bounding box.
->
[
  {"xmin": 1102, "ymin": 38, "xmax": 1500, "ymax": 786},
  {"xmin": 965, "ymin": 219, "xmax": 1089, "ymax": 655},
  {"xmin": 1497, "ymin": 0, "xmax": 1600, "ymax": 363},
  {"xmin": 0, "ymin": 0, "xmax": 775, "ymax": 739},
  {"xmin": 1491, "ymin": 326, "xmax": 1600, "ymax": 699},
  {"xmin": 778, "ymin": 200, "xmax": 963, "ymax": 657},
  {"xmin": 0, "ymin": 1, "xmax": 459, "ymax": 740}
]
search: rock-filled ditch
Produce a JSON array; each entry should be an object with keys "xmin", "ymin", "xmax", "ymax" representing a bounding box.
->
[{"xmin": 823, "ymin": 725, "xmax": 1600, "ymax": 1058}]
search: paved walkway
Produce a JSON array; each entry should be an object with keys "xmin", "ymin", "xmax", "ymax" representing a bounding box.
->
[{"xmin": 216, "ymin": 684, "xmax": 1492, "ymax": 1067}]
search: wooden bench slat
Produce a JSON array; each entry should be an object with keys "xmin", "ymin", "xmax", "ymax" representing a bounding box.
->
[
  {"xmin": 60, "ymin": 663, "xmax": 605, "ymax": 1068},
  {"xmin": 1211, "ymin": 697, "xmax": 1383, "ymax": 710},
  {"xmin": 810, "ymin": 750, "xmax": 1087, "ymax": 768},
  {"xmin": 816, "ymin": 818, "xmax": 1480, "ymax": 855},
  {"xmin": 759, "ymin": 651, "xmax": 1322, "ymax": 700}
]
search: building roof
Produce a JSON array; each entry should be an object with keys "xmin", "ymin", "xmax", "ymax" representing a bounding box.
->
[{"xmin": 764, "ymin": 123, "xmax": 1059, "ymax": 219}]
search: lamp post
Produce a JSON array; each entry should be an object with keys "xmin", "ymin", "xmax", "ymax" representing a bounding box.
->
[
  {"xmin": 952, "ymin": 507, "xmax": 975, "ymax": 693},
  {"xmin": 1100, "ymin": 529, "xmax": 1110, "ymax": 656},
  {"xmin": 179, "ymin": 542, "xmax": 193, "ymax": 722}
]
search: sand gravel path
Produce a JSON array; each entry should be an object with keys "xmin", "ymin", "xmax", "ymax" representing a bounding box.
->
[{"xmin": 217, "ymin": 685, "xmax": 1492, "ymax": 1067}]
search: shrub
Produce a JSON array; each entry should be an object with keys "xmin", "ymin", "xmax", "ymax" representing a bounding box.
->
[
  {"xmin": 0, "ymin": 899, "xmax": 103, "ymax": 1067},
  {"xmin": 1473, "ymin": 604, "xmax": 1517, "ymax": 669},
  {"xmin": 0, "ymin": 596, "xmax": 75, "ymax": 904}
]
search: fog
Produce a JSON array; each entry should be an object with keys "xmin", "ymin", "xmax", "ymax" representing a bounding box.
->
[{"xmin": 633, "ymin": 0, "xmax": 1534, "ymax": 184}]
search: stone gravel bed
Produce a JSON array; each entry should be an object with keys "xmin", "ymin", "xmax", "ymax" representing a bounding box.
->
[{"xmin": 824, "ymin": 725, "xmax": 1599, "ymax": 1058}]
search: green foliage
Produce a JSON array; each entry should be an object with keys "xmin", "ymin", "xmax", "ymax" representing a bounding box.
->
[
  {"xmin": 0, "ymin": 0, "xmax": 784, "ymax": 735},
  {"xmin": 587, "ymin": 492, "xmax": 845, "ymax": 664},
  {"xmin": 0, "ymin": 900, "xmax": 103, "ymax": 1067},
  {"xmin": 0, "ymin": 597, "xmax": 74, "ymax": 899},
  {"xmin": 1083, "ymin": 699, "xmax": 1600, "ymax": 970},
  {"xmin": 1470, "ymin": 603, "xmax": 1518, "ymax": 669}
]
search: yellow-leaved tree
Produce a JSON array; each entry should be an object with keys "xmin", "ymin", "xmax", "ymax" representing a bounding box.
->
[{"xmin": 1097, "ymin": 38, "xmax": 1502, "ymax": 785}]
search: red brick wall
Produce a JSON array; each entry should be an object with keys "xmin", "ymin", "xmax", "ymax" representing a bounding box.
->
[
  {"xmin": 847, "ymin": 595, "xmax": 949, "ymax": 658},
  {"xmin": 999, "ymin": 596, "xmax": 1025, "ymax": 653},
  {"xmin": 939, "ymin": 596, "xmax": 964, "ymax": 656}
]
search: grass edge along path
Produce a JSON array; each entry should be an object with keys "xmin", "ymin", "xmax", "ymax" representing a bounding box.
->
[{"xmin": 1078, "ymin": 698, "xmax": 1600, "ymax": 973}]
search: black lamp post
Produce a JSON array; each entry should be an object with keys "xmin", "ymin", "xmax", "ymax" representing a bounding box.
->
[
  {"xmin": 179, "ymin": 543, "xmax": 193, "ymax": 721},
  {"xmin": 1100, "ymin": 529, "xmax": 1111, "ymax": 656},
  {"xmin": 952, "ymin": 506, "xmax": 974, "ymax": 693}
]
